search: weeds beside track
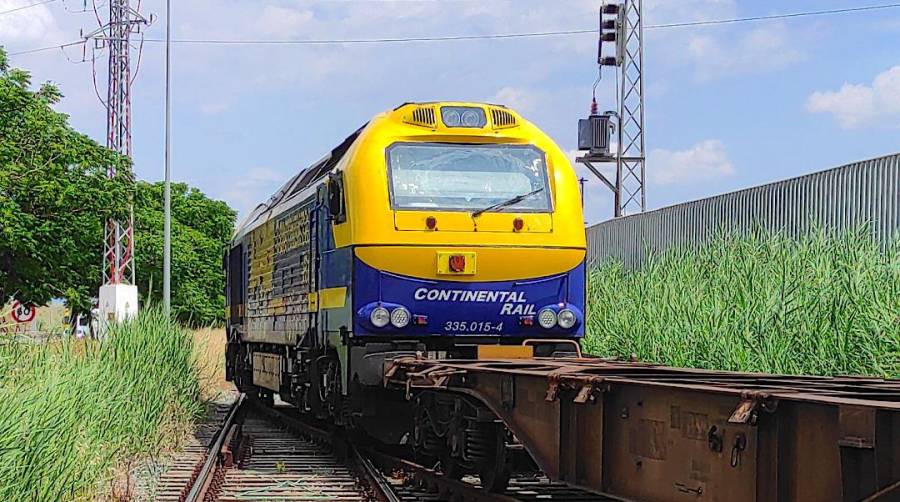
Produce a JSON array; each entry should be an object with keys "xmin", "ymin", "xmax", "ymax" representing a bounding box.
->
[
  {"xmin": 0, "ymin": 309, "xmax": 204, "ymax": 501},
  {"xmin": 584, "ymin": 228, "xmax": 900, "ymax": 378}
]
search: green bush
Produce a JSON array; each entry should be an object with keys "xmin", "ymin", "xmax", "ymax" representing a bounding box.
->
[
  {"xmin": 584, "ymin": 229, "xmax": 900, "ymax": 377},
  {"xmin": 0, "ymin": 309, "xmax": 204, "ymax": 501}
]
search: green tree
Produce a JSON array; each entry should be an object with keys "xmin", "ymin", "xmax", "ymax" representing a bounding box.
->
[
  {"xmin": 134, "ymin": 181, "xmax": 235, "ymax": 326},
  {"xmin": 0, "ymin": 47, "xmax": 131, "ymax": 317}
]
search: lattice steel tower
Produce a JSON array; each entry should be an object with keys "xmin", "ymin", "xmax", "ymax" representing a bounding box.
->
[
  {"xmin": 576, "ymin": 0, "xmax": 645, "ymax": 217},
  {"xmin": 84, "ymin": 0, "xmax": 149, "ymax": 322}
]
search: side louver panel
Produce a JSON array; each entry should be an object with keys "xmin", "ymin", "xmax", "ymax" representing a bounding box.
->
[
  {"xmin": 490, "ymin": 108, "xmax": 518, "ymax": 129},
  {"xmin": 403, "ymin": 106, "xmax": 437, "ymax": 128}
]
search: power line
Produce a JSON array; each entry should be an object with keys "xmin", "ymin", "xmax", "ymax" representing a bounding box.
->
[
  {"xmin": 7, "ymin": 2, "xmax": 900, "ymax": 55},
  {"xmin": 0, "ymin": 0, "xmax": 55, "ymax": 16},
  {"xmin": 646, "ymin": 3, "xmax": 900, "ymax": 29},
  {"xmin": 124, "ymin": 28, "xmax": 600, "ymax": 45},
  {"xmin": 8, "ymin": 40, "xmax": 84, "ymax": 56}
]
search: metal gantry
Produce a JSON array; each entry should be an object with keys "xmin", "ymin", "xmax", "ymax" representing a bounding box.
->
[
  {"xmin": 84, "ymin": 0, "xmax": 149, "ymax": 285},
  {"xmin": 577, "ymin": 0, "xmax": 646, "ymax": 217},
  {"xmin": 616, "ymin": 0, "xmax": 646, "ymax": 215}
]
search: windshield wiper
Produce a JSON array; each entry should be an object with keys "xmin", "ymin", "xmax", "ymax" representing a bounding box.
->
[{"xmin": 471, "ymin": 187, "xmax": 544, "ymax": 218}]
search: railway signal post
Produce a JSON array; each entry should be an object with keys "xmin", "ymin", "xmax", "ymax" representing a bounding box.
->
[{"xmin": 577, "ymin": 0, "xmax": 646, "ymax": 217}]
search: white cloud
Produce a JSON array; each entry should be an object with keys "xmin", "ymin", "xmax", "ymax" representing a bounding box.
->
[
  {"xmin": 806, "ymin": 65, "xmax": 900, "ymax": 129},
  {"xmin": 254, "ymin": 5, "xmax": 314, "ymax": 38},
  {"xmin": 646, "ymin": 0, "xmax": 737, "ymax": 24},
  {"xmin": 492, "ymin": 86, "xmax": 540, "ymax": 113},
  {"xmin": 565, "ymin": 140, "xmax": 733, "ymax": 222},
  {"xmin": 0, "ymin": 0, "xmax": 62, "ymax": 43},
  {"xmin": 686, "ymin": 24, "xmax": 803, "ymax": 79},
  {"xmin": 199, "ymin": 101, "xmax": 230, "ymax": 115},
  {"xmin": 648, "ymin": 140, "xmax": 734, "ymax": 185},
  {"xmin": 212, "ymin": 167, "xmax": 285, "ymax": 219}
]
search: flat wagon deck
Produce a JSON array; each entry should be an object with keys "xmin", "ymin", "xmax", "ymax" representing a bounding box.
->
[{"xmin": 386, "ymin": 357, "xmax": 900, "ymax": 502}]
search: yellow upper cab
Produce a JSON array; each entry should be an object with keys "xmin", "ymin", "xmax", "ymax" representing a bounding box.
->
[{"xmin": 333, "ymin": 102, "xmax": 586, "ymax": 282}]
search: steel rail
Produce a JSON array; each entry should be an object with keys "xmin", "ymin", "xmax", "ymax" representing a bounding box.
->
[
  {"xmin": 365, "ymin": 449, "xmax": 524, "ymax": 502},
  {"xmin": 350, "ymin": 445, "xmax": 403, "ymax": 502},
  {"xmin": 242, "ymin": 398, "xmax": 404, "ymax": 501},
  {"xmin": 251, "ymin": 400, "xmax": 505, "ymax": 501},
  {"xmin": 183, "ymin": 393, "xmax": 245, "ymax": 502},
  {"xmin": 248, "ymin": 398, "xmax": 599, "ymax": 501},
  {"xmin": 177, "ymin": 393, "xmax": 613, "ymax": 501}
]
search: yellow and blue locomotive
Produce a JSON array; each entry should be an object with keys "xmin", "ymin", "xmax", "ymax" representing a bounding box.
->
[{"xmin": 224, "ymin": 101, "xmax": 586, "ymax": 489}]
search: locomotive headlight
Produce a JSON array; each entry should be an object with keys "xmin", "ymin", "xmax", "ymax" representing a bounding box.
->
[
  {"xmin": 461, "ymin": 109, "xmax": 482, "ymax": 127},
  {"xmin": 390, "ymin": 307, "xmax": 411, "ymax": 328},
  {"xmin": 442, "ymin": 108, "xmax": 461, "ymax": 127},
  {"xmin": 370, "ymin": 307, "xmax": 390, "ymax": 328},
  {"xmin": 537, "ymin": 308, "xmax": 557, "ymax": 329},
  {"xmin": 441, "ymin": 106, "xmax": 486, "ymax": 128},
  {"xmin": 557, "ymin": 309, "xmax": 577, "ymax": 329}
]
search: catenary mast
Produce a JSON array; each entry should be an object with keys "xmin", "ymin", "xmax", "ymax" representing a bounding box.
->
[{"xmin": 84, "ymin": 0, "xmax": 149, "ymax": 326}]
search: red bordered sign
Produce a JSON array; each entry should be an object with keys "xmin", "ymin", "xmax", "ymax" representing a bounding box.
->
[{"xmin": 11, "ymin": 301, "xmax": 36, "ymax": 323}]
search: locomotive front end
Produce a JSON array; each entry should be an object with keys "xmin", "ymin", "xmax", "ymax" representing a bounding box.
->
[{"xmin": 342, "ymin": 102, "xmax": 586, "ymax": 352}]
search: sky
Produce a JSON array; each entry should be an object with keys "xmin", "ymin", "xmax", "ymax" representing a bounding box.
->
[{"xmin": 3, "ymin": 0, "xmax": 900, "ymax": 224}]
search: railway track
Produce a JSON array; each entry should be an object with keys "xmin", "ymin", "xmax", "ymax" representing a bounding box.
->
[{"xmin": 166, "ymin": 393, "xmax": 613, "ymax": 502}]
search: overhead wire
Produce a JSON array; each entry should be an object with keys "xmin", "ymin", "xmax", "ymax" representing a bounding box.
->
[
  {"xmin": 91, "ymin": 44, "xmax": 108, "ymax": 108},
  {"xmin": 58, "ymin": 40, "xmax": 89, "ymax": 64},
  {"xmin": 129, "ymin": 0, "xmax": 147, "ymax": 85},
  {"xmin": 7, "ymin": 2, "xmax": 900, "ymax": 56},
  {"xmin": 0, "ymin": 0, "xmax": 55, "ymax": 16},
  {"xmin": 9, "ymin": 40, "xmax": 85, "ymax": 56},
  {"xmin": 646, "ymin": 3, "xmax": 900, "ymax": 29},
  {"xmin": 59, "ymin": 0, "xmax": 104, "ymax": 14}
]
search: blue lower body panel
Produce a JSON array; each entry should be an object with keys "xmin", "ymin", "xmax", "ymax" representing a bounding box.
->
[{"xmin": 353, "ymin": 256, "xmax": 585, "ymax": 337}]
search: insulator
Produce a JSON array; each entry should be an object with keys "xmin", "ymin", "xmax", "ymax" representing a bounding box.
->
[
  {"xmin": 600, "ymin": 57, "xmax": 619, "ymax": 66},
  {"xmin": 601, "ymin": 19, "xmax": 617, "ymax": 30},
  {"xmin": 601, "ymin": 33, "xmax": 616, "ymax": 42}
]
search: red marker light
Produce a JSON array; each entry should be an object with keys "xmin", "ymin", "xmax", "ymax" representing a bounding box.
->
[
  {"xmin": 449, "ymin": 254, "xmax": 466, "ymax": 272},
  {"xmin": 426, "ymin": 215, "xmax": 437, "ymax": 230},
  {"xmin": 513, "ymin": 217, "xmax": 524, "ymax": 232},
  {"xmin": 519, "ymin": 316, "xmax": 535, "ymax": 327},
  {"xmin": 413, "ymin": 315, "xmax": 428, "ymax": 326}
]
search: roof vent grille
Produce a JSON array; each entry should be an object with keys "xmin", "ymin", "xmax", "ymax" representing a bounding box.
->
[
  {"xmin": 491, "ymin": 108, "xmax": 518, "ymax": 129},
  {"xmin": 403, "ymin": 106, "xmax": 437, "ymax": 128}
]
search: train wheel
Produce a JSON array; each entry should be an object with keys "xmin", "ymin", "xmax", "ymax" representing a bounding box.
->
[
  {"xmin": 319, "ymin": 358, "xmax": 343, "ymax": 422},
  {"xmin": 258, "ymin": 388, "xmax": 275, "ymax": 407},
  {"xmin": 471, "ymin": 424, "xmax": 510, "ymax": 492},
  {"xmin": 440, "ymin": 450, "xmax": 465, "ymax": 481},
  {"xmin": 478, "ymin": 439, "xmax": 510, "ymax": 492},
  {"xmin": 413, "ymin": 406, "xmax": 442, "ymax": 466}
]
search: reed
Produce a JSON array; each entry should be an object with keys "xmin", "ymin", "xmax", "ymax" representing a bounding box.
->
[
  {"xmin": 0, "ymin": 308, "xmax": 204, "ymax": 501},
  {"xmin": 584, "ymin": 228, "xmax": 900, "ymax": 378}
]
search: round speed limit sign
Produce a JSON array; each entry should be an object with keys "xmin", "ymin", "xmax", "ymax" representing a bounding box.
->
[{"xmin": 11, "ymin": 301, "xmax": 36, "ymax": 323}]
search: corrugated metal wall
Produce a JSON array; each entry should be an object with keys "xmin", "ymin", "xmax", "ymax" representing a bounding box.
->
[{"xmin": 586, "ymin": 153, "xmax": 900, "ymax": 268}]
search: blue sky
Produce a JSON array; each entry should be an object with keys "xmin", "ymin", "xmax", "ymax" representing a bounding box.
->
[{"xmin": 3, "ymin": 0, "xmax": 899, "ymax": 224}]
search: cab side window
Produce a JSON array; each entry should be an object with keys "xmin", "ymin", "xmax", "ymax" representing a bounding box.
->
[{"xmin": 327, "ymin": 171, "xmax": 347, "ymax": 224}]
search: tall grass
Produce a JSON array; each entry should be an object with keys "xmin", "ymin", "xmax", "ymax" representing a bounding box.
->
[
  {"xmin": 584, "ymin": 228, "xmax": 900, "ymax": 378},
  {"xmin": 0, "ymin": 308, "xmax": 204, "ymax": 501}
]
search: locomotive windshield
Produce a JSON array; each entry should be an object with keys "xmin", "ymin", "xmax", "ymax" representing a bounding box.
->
[{"xmin": 387, "ymin": 143, "xmax": 552, "ymax": 212}]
